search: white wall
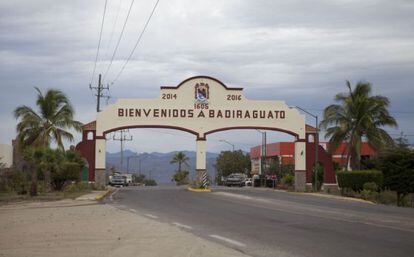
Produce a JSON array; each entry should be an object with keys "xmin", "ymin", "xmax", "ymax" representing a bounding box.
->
[{"xmin": 0, "ymin": 143, "xmax": 13, "ymax": 168}]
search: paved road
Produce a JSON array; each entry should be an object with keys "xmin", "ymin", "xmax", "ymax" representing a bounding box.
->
[{"xmin": 108, "ymin": 186, "xmax": 414, "ymax": 257}]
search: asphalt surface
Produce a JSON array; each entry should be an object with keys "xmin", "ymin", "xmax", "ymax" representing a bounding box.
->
[{"xmin": 108, "ymin": 186, "xmax": 414, "ymax": 257}]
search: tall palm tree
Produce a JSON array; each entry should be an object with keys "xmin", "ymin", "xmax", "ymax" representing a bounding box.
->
[
  {"xmin": 14, "ymin": 87, "xmax": 82, "ymax": 150},
  {"xmin": 14, "ymin": 87, "xmax": 82, "ymax": 193},
  {"xmin": 320, "ymin": 81, "xmax": 397, "ymax": 170},
  {"xmin": 170, "ymin": 151, "xmax": 190, "ymax": 172}
]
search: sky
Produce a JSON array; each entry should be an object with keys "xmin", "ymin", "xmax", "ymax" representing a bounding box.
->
[{"xmin": 1, "ymin": 0, "xmax": 413, "ymax": 154}]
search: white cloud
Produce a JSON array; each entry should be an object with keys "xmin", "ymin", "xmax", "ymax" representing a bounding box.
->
[{"xmin": 1, "ymin": 0, "xmax": 413, "ymax": 150}]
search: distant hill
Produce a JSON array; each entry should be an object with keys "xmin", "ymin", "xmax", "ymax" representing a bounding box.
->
[{"xmin": 106, "ymin": 150, "xmax": 220, "ymax": 184}]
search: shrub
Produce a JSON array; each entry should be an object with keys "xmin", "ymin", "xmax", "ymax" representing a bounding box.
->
[
  {"xmin": 143, "ymin": 179, "xmax": 157, "ymax": 186},
  {"xmin": 376, "ymin": 147, "xmax": 414, "ymax": 206},
  {"xmin": 281, "ymin": 174, "xmax": 294, "ymax": 187},
  {"xmin": 312, "ymin": 165, "xmax": 324, "ymax": 191},
  {"xmin": 363, "ymin": 182, "xmax": 378, "ymax": 192},
  {"xmin": 337, "ymin": 170, "xmax": 383, "ymax": 193},
  {"xmin": 11, "ymin": 171, "xmax": 29, "ymax": 195},
  {"xmin": 173, "ymin": 170, "xmax": 189, "ymax": 185},
  {"xmin": 52, "ymin": 162, "xmax": 81, "ymax": 191},
  {"xmin": 64, "ymin": 182, "xmax": 93, "ymax": 193},
  {"xmin": 377, "ymin": 190, "xmax": 398, "ymax": 205},
  {"xmin": 132, "ymin": 174, "xmax": 146, "ymax": 184},
  {"xmin": 0, "ymin": 170, "xmax": 29, "ymax": 194},
  {"xmin": 360, "ymin": 189, "xmax": 379, "ymax": 202}
]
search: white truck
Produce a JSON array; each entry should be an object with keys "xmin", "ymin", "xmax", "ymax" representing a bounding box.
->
[{"xmin": 108, "ymin": 173, "xmax": 132, "ymax": 187}]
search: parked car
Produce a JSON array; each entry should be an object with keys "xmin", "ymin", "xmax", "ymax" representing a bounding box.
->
[
  {"xmin": 225, "ymin": 173, "xmax": 246, "ymax": 187},
  {"xmin": 245, "ymin": 178, "xmax": 252, "ymax": 186},
  {"xmin": 109, "ymin": 175, "xmax": 127, "ymax": 187}
]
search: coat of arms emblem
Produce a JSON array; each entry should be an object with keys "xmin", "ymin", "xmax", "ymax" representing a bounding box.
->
[{"xmin": 195, "ymin": 83, "xmax": 209, "ymax": 103}]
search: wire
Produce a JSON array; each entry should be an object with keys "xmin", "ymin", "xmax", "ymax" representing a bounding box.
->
[
  {"xmin": 110, "ymin": 0, "xmax": 160, "ymax": 85},
  {"xmin": 89, "ymin": 0, "xmax": 108, "ymax": 86},
  {"xmin": 102, "ymin": 0, "xmax": 136, "ymax": 81},
  {"xmin": 103, "ymin": 0, "xmax": 123, "ymax": 62}
]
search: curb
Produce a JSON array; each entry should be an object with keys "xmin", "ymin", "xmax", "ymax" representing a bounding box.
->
[
  {"xmin": 309, "ymin": 193, "xmax": 375, "ymax": 204},
  {"xmin": 95, "ymin": 189, "xmax": 113, "ymax": 201},
  {"xmin": 187, "ymin": 187, "xmax": 212, "ymax": 193},
  {"xmin": 291, "ymin": 191, "xmax": 375, "ymax": 204}
]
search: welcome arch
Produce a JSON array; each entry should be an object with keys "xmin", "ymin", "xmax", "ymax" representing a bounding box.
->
[{"xmin": 91, "ymin": 76, "xmax": 308, "ymax": 190}]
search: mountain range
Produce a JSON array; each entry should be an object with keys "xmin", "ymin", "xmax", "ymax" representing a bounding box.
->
[{"xmin": 106, "ymin": 150, "xmax": 220, "ymax": 184}]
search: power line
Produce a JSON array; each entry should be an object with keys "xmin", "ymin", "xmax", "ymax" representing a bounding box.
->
[
  {"xmin": 89, "ymin": 0, "xmax": 108, "ymax": 86},
  {"xmin": 102, "ymin": 0, "xmax": 136, "ymax": 81},
  {"xmin": 103, "ymin": 0, "xmax": 123, "ymax": 61},
  {"xmin": 110, "ymin": 0, "xmax": 160, "ymax": 85}
]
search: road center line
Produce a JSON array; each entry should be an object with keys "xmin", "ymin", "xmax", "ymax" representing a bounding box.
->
[
  {"xmin": 144, "ymin": 213, "xmax": 159, "ymax": 219},
  {"xmin": 172, "ymin": 222, "xmax": 192, "ymax": 230},
  {"xmin": 209, "ymin": 234, "xmax": 246, "ymax": 247}
]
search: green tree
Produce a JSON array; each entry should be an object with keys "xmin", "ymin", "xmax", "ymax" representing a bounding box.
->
[
  {"xmin": 172, "ymin": 170, "xmax": 189, "ymax": 185},
  {"xmin": 215, "ymin": 150, "xmax": 251, "ymax": 178},
  {"xmin": 170, "ymin": 151, "xmax": 190, "ymax": 172},
  {"xmin": 14, "ymin": 87, "xmax": 82, "ymax": 151},
  {"xmin": 376, "ymin": 139, "xmax": 414, "ymax": 206},
  {"xmin": 52, "ymin": 150, "xmax": 84, "ymax": 191},
  {"xmin": 132, "ymin": 174, "xmax": 146, "ymax": 183},
  {"xmin": 22, "ymin": 147, "xmax": 84, "ymax": 194},
  {"xmin": 320, "ymin": 81, "xmax": 397, "ymax": 170},
  {"xmin": 23, "ymin": 147, "xmax": 44, "ymax": 196}
]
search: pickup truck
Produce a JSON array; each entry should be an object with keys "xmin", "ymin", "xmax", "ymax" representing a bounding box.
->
[
  {"xmin": 225, "ymin": 174, "xmax": 246, "ymax": 187},
  {"xmin": 109, "ymin": 175, "xmax": 127, "ymax": 187}
]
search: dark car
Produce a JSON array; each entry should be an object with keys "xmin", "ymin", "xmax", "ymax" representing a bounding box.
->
[{"xmin": 225, "ymin": 174, "xmax": 246, "ymax": 187}]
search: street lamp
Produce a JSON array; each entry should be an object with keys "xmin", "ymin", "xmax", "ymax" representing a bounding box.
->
[
  {"xmin": 256, "ymin": 129, "xmax": 267, "ymax": 176},
  {"xmin": 126, "ymin": 153, "xmax": 148, "ymax": 176},
  {"xmin": 138, "ymin": 153, "xmax": 149, "ymax": 176},
  {"xmin": 293, "ymin": 106, "xmax": 319, "ymax": 192},
  {"xmin": 127, "ymin": 154, "xmax": 138, "ymax": 173},
  {"xmin": 219, "ymin": 139, "xmax": 235, "ymax": 152}
]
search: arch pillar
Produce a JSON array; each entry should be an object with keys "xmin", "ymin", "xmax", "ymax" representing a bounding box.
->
[
  {"xmin": 95, "ymin": 137, "xmax": 106, "ymax": 187},
  {"xmin": 196, "ymin": 138, "xmax": 207, "ymax": 187},
  {"xmin": 294, "ymin": 140, "xmax": 307, "ymax": 191}
]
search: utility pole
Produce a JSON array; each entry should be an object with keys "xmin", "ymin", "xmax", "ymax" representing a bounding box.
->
[
  {"xmin": 112, "ymin": 130, "xmax": 133, "ymax": 170},
  {"xmin": 256, "ymin": 129, "xmax": 267, "ymax": 187},
  {"xmin": 89, "ymin": 74, "xmax": 109, "ymax": 112}
]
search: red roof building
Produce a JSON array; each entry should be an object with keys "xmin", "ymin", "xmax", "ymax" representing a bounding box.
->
[{"xmin": 250, "ymin": 141, "xmax": 377, "ymax": 177}]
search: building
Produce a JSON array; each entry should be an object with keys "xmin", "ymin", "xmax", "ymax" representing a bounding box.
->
[
  {"xmin": 0, "ymin": 143, "xmax": 13, "ymax": 168},
  {"xmin": 250, "ymin": 141, "xmax": 376, "ymax": 174}
]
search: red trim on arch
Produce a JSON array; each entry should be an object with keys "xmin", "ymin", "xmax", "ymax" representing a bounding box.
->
[
  {"xmin": 102, "ymin": 125, "xmax": 199, "ymax": 138},
  {"xmin": 161, "ymin": 75, "xmax": 243, "ymax": 91},
  {"xmin": 204, "ymin": 126, "xmax": 299, "ymax": 139}
]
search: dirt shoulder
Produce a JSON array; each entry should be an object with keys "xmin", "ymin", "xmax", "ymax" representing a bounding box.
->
[{"xmin": 0, "ymin": 199, "xmax": 249, "ymax": 257}]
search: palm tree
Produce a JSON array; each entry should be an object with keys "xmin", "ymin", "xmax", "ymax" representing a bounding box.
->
[
  {"xmin": 170, "ymin": 151, "xmax": 190, "ymax": 172},
  {"xmin": 14, "ymin": 87, "xmax": 82, "ymax": 150},
  {"xmin": 320, "ymin": 81, "xmax": 397, "ymax": 170},
  {"xmin": 14, "ymin": 87, "xmax": 82, "ymax": 193}
]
